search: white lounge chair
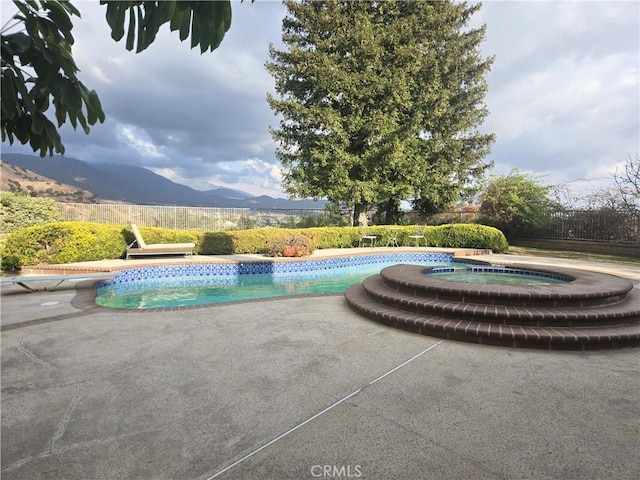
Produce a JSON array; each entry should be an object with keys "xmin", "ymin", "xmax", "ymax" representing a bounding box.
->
[{"xmin": 126, "ymin": 224, "xmax": 195, "ymax": 260}]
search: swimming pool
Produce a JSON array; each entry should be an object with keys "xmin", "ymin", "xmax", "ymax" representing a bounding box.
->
[{"xmin": 96, "ymin": 253, "xmax": 464, "ymax": 309}]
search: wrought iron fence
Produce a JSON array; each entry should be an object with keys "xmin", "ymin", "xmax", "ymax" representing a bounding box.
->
[
  {"xmin": 55, "ymin": 204, "xmax": 640, "ymax": 244},
  {"xmin": 421, "ymin": 211, "xmax": 479, "ymax": 225},
  {"xmin": 519, "ymin": 209, "xmax": 640, "ymax": 244},
  {"xmin": 57, "ymin": 203, "xmax": 335, "ymax": 231}
]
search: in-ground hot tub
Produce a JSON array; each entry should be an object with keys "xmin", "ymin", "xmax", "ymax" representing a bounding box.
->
[{"xmin": 345, "ymin": 263, "xmax": 640, "ymax": 350}]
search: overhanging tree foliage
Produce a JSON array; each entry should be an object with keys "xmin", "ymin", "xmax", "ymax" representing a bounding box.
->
[
  {"xmin": 1, "ymin": 0, "xmax": 233, "ymax": 157},
  {"xmin": 267, "ymin": 0, "xmax": 495, "ymax": 224},
  {"xmin": 479, "ymin": 170, "xmax": 558, "ymax": 239}
]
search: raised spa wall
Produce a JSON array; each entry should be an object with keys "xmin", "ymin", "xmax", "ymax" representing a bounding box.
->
[{"xmin": 345, "ymin": 263, "xmax": 640, "ymax": 350}]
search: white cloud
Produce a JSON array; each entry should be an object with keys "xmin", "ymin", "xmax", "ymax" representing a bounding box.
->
[
  {"xmin": 203, "ymin": 50, "xmax": 275, "ymax": 98},
  {"xmin": 147, "ymin": 167, "xmax": 181, "ymax": 183},
  {"xmin": 160, "ymin": 158, "xmax": 287, "ymax": 198},
  {"xmin": 118, "ymin": 125, "xmax": 166, "ymax": 159},
  {"xmin": 88, "ymin": 66, "xmax": 112, "ymax": 84},
  {"xmin": 488, "ymin": 52, "xmax": 636, "ymax": 140},
  {"xmin": 244, "ymin": 158, "xmax": 282, "ymax": 180},
  {"xmin": 481, "ymin": 0, "xmax": 639, "ymax": 187}
]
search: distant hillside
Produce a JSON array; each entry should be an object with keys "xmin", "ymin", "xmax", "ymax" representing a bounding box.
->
[
  {"xmin": 0, "ymin": 161, "xmax": 99, "ymax": 203},
  {"xmin": 1, "ymin": 153, "xmax": 326, "ymax": 209}
]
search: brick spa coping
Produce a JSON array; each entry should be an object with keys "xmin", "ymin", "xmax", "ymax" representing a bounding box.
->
[{"xmin": 380, "ymin": 263, "xmax": 634, "ymax": 305}]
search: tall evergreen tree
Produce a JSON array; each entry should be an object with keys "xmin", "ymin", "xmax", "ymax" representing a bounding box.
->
[{"xmin": 267, "ymin": 0, "xmax": 495, "ymax": 224}]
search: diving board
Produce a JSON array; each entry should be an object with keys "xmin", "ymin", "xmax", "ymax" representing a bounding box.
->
[{"xmin": 0, "ymin": 273, "xmax": 116, "ymax": 292}]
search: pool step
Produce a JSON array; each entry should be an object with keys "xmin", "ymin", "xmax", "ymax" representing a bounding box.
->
[
  {"xmin": 361, "ymin": 275, "xmax": 640, "ymax": 328},
  {"xmin": 345, "ymin": 264, "xmax": 640, "ymax": 350}
]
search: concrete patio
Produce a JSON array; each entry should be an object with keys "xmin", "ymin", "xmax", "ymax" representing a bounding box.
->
[{"xmin": 1, "ymin": 251, "xmax": 638, "ymax": 479}]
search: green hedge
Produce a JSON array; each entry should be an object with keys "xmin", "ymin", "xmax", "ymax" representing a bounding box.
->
[
  {"xmin": 1, "ymin": 222, "xmax": 507, "ymax": 271},
  {"xmin": 201, "ymin": 228, "xmax": 317, "ymax": 255},
  {"xmin": 428, "ymin": 224, "xmax": 509, "ymax": 251},
  {"xmin": 0, "ymin": 223, "xmax": 203, "ymax": 271},
  {"xmin": 196, "ymin": 224, "xmax": 508, "ymax": 254},
  {"xmin": 1, "ymin": 222, "xmax": 128, "ymax": 270}
]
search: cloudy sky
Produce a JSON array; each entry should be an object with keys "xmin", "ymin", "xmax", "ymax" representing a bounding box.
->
[{"xmin": 2, "ymin": 0, "xmax": 638, "ymax": 201}]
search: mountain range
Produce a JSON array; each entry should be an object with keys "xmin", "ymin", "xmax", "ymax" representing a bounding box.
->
[{"xmin": 0, "ymin": 153, "xmax": 326, "ymax": 209}]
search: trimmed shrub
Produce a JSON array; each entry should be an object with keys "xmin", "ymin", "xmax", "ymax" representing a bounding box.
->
[
  {"xmin": 231, "ymin": 228, "xmax": 280, "ymax": 254},
  {"xmin": 1, "ymin": 254, "xmax": 21, "ymax": 272},
  {"xmin": 199, "ymin": 232, "xmax": 234, "ymax": 255},
  {"xmin": 0, "ymin": 191, "xmax": 62, "ymax": 233},
  {"xmin": 266, "ymin": 234, "xmax": 315, "ymax": 257},
  {"xmin": 1, "ymin": 222, "xmax": 128, "ymax": 270},
  {"xmin": 195, "ymin": 224, "xmax": 507, "ymax": 255},
  {"xmin": 303, "ymin": 227, "xmax": 361, "ymax": 249},
  {"xmin": 0, "ymin": 222, "xmax": 205, "ymax": 271},
  {"xmin": 0, "ymin": 221, "xmax": 507, "ymax": 271},
  {"xmin": 426, "ymin": 223, "xmax": 508, "ymax": 252}
]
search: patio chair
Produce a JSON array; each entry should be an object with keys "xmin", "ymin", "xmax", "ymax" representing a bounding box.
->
[
  {"xmin": 408, "ymin": 225, "xmax": 426, "ymax": 247},
  {"xmin": 385, "ymin": 226, "xmax": 400, "ymax": 247},
  {"xmin": 357, "ymin": 213, "xmax": 377, "ymax": 247},
  {"xmin": 126, "ymin": 224, "xmax": 195, "ymax": 260}
]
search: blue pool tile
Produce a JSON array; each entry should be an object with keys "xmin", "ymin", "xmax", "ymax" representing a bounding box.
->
[{"xmin": 101, "ymin": 253, "xmax": 455, "ymax": 287}]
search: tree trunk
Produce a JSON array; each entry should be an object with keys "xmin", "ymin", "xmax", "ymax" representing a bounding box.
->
[
  {"xmin": 384, "ymin": 199, "xmax": 400, "ymax": 225},
  {"xmin": 353, "ymin": 203, "xmax": 367, "ymax": 226}
]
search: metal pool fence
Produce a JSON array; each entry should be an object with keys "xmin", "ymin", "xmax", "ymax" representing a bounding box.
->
[
  {"xmin": 55, "ymin": 203, "xmax": 639, "ymax": 244},
  {"xmin": 57, "ymin": 203, "xmax": 335, "ymax": 231},
  {"xmin": 518, "ymin": 209, "xmax": 640, "ymax": 243}
]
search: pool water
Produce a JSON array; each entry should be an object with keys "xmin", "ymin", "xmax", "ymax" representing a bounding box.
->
[
  {"xmin": 430, "ymin": 271, "xmax": 566, "ymax": 285},
  {"xmin": 428, "ymin": 269, "xmax": 570, "ymax": 285},
  {"xmin": 96, "ymin": 259, "xmax": 461, "ymax": 309}
]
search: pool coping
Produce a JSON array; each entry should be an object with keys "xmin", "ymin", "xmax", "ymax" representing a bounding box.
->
[{"xmin": 16, "ymin": 247, "xmax": 491, "ymax": 275}]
